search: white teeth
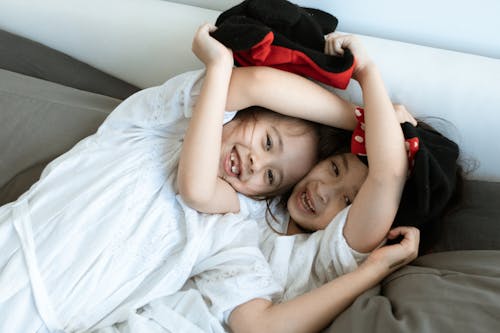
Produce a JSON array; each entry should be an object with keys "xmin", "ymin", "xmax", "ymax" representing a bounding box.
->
[
  {"xmin": 230, "ymin": 151, "xmax": 240, "ymax": 175},
  {"xmin": 301, "ymin": 192, "xmax": 314, "ymax": 213}
]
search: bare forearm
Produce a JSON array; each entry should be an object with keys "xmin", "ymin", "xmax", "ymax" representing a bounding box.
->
[
  {"xmin": 227, "ymin": 67, "xmax": 358, "ymax": 130},
  {"xmin": 229, "ymin": 265, "xmax": 384, "ymax": 333},
  {"xmin": 178, "ymin": 65, "xmax": 232, "ymax": 204},
  {"xmin": 344, "ymin": 64, "xmax": 408, "ymax": 252},
  {"xmin": 357, "ymin": 63, "xmax": 407, "ymax": 179}
]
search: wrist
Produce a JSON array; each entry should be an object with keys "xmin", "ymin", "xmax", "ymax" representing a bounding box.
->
[
  {"xmin": 353, "ymin": 61, "xmax": 377, "ymax": 82},
  {"xmin": 358, "ymin": 257, "xmax": 390, "ymax": 282},
  {"xmin": 205, "ymin": 62, "xmax": 232, "ymax": 82},
  {"xmin": 206, "ymin": 61, "xmax": 232, "ymax": 75},
  {"xmin": 205, "ymin": 56, "xmax": 234, "ymax": 71}
]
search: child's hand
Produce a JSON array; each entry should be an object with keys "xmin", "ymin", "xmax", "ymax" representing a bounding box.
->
[
  {"xmin": 324, "ymin": 33, "xmax": 372, "ymax": 81},
  {"xmin": 192, "ymin": 23, "xmax": 233, "ymax": 69},
  {"xmin": 362, "ymin": 226, "xmax": 420, "ymax": 274}
]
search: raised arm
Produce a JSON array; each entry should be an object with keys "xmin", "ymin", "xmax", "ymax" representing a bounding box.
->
[
  {"xmin": 337, "ymin": 35, "xmax": 408, "ymax": 252},
  {"xmin": 226, "ymin": 66, "xmax": 358, "ymax": 131},
  {"xmin": 177, "ymin": 24, "xmax": 240, "ymax": 213},
  {"xmin": 229, "ymin": 226, "xmax": 419, "ymax": 333}
]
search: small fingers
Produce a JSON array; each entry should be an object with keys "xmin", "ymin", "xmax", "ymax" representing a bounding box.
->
[
  {"xmin": 394, "ymin": 104, "xmax": 418, "ymax": 126},
  {"xmin": 195, "ymin": 23, "xmax": 217, "ymax": 38},
  {"xmin": 388, "ymin": 226, "xmax": 419, "ymax": 243},
  {"xmin": 390, "ymin": 226, "xmax": 420, "ymax": 258},
  {"xmin": 324, "ymin": 33, "xmax": 345, "ymax": 56}
]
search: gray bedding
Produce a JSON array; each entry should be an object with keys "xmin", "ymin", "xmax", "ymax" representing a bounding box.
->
[
  {"xmin": 326, "ymin": 251, "xmax": 500, "ymax": 333},
  {"xmin": 0, "ymin": 29, "xmax": 139, "ymax": 99},
  {"xmin": 0, "ymin": 68, "xmax": 120, "ymax": 190},
  {"xmin": 1, "ymin": 29, "xmax": 499, "ymax": 333}
]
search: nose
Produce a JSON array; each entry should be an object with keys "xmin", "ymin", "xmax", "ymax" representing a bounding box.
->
[
  {"xmin": 248, "ymin": 152, "xmax": 269, "ymax": 174},
  {"xmin": 315, "ymin": 175, "xmax": 339, "ymax": 204},
  {"xmin": 315, "ymin": 181, "xmax": 330, "ymax": 203}
]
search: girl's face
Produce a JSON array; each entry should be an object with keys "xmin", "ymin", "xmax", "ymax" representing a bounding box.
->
[
  {"xmin": 287, "ymin": 153, "xmax": 368, "ymax": 232},
  {"xmin": 220, "ymin": 112, "xmax": 318, "ymax": 197}
]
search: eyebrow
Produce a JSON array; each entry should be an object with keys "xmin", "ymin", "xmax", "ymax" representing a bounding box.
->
[
  {"xmin": 271, "ymin": 125, "xmax": 284, "ymax": 153},
  {"xmin": 341, "ymin": 154, "xmax": 349, "ymax": 173},
  {"xmin": 271, "ymin": 125, "xmax": 284, "ymax": 188}
]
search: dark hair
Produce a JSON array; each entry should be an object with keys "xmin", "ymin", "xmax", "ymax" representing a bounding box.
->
[{"xmin": 413, "ymin": 118, "xmax": 472, "ymax": 253}]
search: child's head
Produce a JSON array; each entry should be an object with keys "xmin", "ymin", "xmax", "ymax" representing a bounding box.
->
[
  {"xmin": 219, "ymin": 106, "xmax": 324, "ymax": 199},
  {"xmin": 286, "ymin": 152, "xmax": 368, "ymax": 232}
]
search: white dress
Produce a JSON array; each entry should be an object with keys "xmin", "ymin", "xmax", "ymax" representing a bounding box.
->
[
  {"xmin": 94, "ymin": 204, "xmax": 368, "ymax": 333},
  {"xmin": 0, "ymin": 70, "xmax": 281, "ymax": 333}
]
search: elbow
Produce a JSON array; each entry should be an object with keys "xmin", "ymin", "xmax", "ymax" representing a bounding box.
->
[
  {"xmin": 369, "ymin": 169, "xmax": 406, "ymax": 195},
  {"xmin": 371, "ymin": 156, "xmax": 408, "ymax": 187},
  {"xmin": 177, "ymin": 179, "xmax": 212, "ymax": 211},
  {"xmin": 230, "ymin": 324, "xmax": 264, "ymax": 333},
  {"xmin": 227, "ymin": 67, "xmax": 266, "ymax": 110},
  {"xmin": 229, "ymin": 299, "xmax": 274, "ymax": 333}
]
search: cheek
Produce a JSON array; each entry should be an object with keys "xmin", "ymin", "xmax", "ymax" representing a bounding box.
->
[
  {"xmin": 318, "ymin": 202, "xmax": 343, "ymax": 229},
  {"xmin": 298, "ymin": 142, "xmax": 319, "ymax": 171},
  {"xmin": 287, "ymin": 153, "xmax": 317, "ymax": 184},
  {"xmin": 235, "ymin": 177, "xmax": 265, "ymax": 197}
]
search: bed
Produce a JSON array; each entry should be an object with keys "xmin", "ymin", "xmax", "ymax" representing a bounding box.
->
[{"xmin": 1, "ymin": 0, "xmax": 500, "ymax": 332}]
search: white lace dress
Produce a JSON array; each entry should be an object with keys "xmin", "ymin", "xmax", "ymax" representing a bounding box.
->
[
  {"xmin": 95, "ymin": 204, "xmax": 369, "ymax": 333},
  {"xmin": 0, "ymin": 70, "xmax": 281, "ymax": 333}
]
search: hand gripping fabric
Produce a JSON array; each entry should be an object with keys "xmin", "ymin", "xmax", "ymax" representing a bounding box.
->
[{"xmin": 211, "ymin": 0, "xmax": 355, "ymax": 89}]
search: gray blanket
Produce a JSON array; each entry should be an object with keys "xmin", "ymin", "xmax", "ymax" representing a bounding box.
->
[{"xmin": 325, "ymin": 251, "xmax": 500, "ymax": 333}]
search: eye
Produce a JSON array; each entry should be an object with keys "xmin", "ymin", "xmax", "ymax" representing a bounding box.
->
[
  {"xmin": 344, "ymin": 196, "xmax": 352, "ymax": 206},
  {"xmin": 266, "ymin": 169, "xmax": 275, "ymax": 185},
  {"xmin": 330, "ymin": 161, "xmax": 339, "ymax": 176},
  {"xmin": 265, "ymin": 134, "xmax": 272, "ymax": 151}
]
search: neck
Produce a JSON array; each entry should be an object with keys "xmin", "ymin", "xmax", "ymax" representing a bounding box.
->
[{"xmin": 286, "ymin": 218, "xmax": 308, "ymax": 235}]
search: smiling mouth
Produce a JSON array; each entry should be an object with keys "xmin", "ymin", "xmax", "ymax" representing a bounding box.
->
[
  {"xmin": 300, "ymin": 191, "xmax": 315, "ymax": 214},
  {"xmin": 226, "ymin": 147, "xmax": 242, "ymax": 178}
]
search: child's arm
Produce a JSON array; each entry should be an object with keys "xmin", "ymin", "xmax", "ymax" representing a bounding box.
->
[
  {"xmin": 336, "ymin": 35, "xmax": 408, "ymax": 252},
  {"xmin": 228, "ymin": 226, "xmax": 419, "ymax": 333},
  {"xmin": 226, "ymin": 66, "xmax": 359, "ymax": 131},
  {"xmin": 177, "ymin": 24, "xmax": 240, "ymax": 213}
]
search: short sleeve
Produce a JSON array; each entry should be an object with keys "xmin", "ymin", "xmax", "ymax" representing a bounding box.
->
[
  {"xmin": 273, "ymin": 206, "xmax": 370, "ymax": 302},
  {"xmin": 98, "ymin": 69, "xmax": 206, "ymax": 134},
  {"xmin": 191, "ymin": 217, "xmax": 282, "ymax": 324},
  {"xmin": 193, "ymin": 248, "xmax": 282, "ymax": 324},
  {"xmin": 319, "ymin": 206, "xmax": 370, "ymax": 276}
]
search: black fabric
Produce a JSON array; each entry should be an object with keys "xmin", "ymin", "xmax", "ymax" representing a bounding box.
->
[
  {"xmin": 211, "ymin": 0, "xmax": 354, "ymax": 84},
  {"xmin": 217, "ymin": 0, "xmax": 334, "ymax": 51},
  {"xmin": 392, "ymin": 123, "xmax": 460, "ymax": 251},
  {"xmin": 0, "ymin": 29, "xmax": 139, "ymax": 99}
]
